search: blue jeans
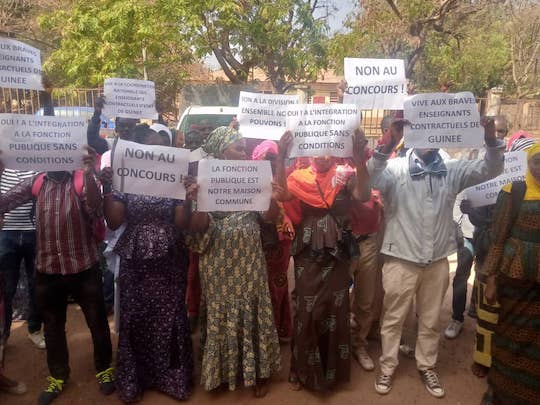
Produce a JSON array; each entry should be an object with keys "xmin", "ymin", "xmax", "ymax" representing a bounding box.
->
[{"xmin": 0, "ymin": 230, "xmax": 41, "ymax": 340}]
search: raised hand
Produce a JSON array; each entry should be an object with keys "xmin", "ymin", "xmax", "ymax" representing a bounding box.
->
[
  {"xmin": 352, "ymin": 128, "xmax": 368, "ymax": 166},
  {"xmin": 82, "ymin": 146, "xmax": 97, "ymax": 175},
  {"xmin": 100, "ymin": 166, "xmax": 113, "ymax": 186},
  {"xmin": 481, "ymin": 116, "xmax": 497, "ymax": 147},
  {"xmin": 278, "ymin": 131, "xmax": 293, "ymax": 160}
]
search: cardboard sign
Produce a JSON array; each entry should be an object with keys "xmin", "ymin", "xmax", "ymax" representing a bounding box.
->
[
  {"xmin": 0, "ymin": 113, "xmax": 86, "ymax": 171},
  {"xmin": 197, "ymin": 159, "xmax": 272, "ymax": 212},
  {"xmin": 343, "ymin": 58, "xmax": 406, "ymax": 110},
  {"xmin": 0, "ymin": 38, "xmax": 43, "ymax": 90},
  {"xmin": 465, "ymin": 151, "xmax": 528, "ymax": 207},
  {"xmin": 112, "ymin": 139, "xmax": 189, "ymax": 200},
  {"xmin": 404, "ymin": 92, "xmax": 483, "ymax": 149},
  {"xmin": 286, "ymin": 104, "xmax": 360, "ymax": 158},
  {"xmin": 237, "ymin": 91, "xmax": 299, "ymax": 140},
  {"xmin": 103, "ymin": 78, "xmax": 158, "ymax": 119}
]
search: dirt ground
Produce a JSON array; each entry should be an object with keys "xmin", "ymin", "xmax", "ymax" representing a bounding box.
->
[{"xmin": 2, "ymin": 256, "xmax": 486, "ymax": 405}]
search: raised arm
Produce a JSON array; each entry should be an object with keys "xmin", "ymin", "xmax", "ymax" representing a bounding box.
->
[
  {"xmin": 349, "ymin": 129, "xmax": 370, "ymax": 202},
  {"xmin": 274, "ymin": 131, "xmax": 294, "ymax": 202},
  {"xmin": 181, "ymin": 176, "xmax": 210, "ymax": 233},
  {"xmin": 87, "ymin": 96, "xmax": 109, "ymax": 155},
  {"xmin": 100, "ymin": 167, "xmax": 125, "ymax": 230}
]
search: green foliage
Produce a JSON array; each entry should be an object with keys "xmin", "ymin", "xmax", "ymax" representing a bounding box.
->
[
  {"xmin": 38, "ymin": 0, "xmax": 193, "ymax": 88},
  {"xmin": 170, "ymin": 0, "xmax": 330, "ymax": 93},
  {"xmin": 330, "ymin": 0, "xmax": 511, "ymax": 96}
]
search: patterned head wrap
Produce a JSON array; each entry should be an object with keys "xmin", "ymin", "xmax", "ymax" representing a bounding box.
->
[
  {"xmin": 202, "ymin": 126, "xmax": 242, "ymax": 157},
  {"xmin": 510, "ymin": 137, "xmax": 536, "ymax": 152}
]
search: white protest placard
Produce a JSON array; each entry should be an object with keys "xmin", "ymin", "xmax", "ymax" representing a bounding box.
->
[
  {"xmin": 237, "ymin": 91, "xmax": 299, "ymax": 140},
  {"xmin": 465, "ymin": 151, "xmax": 528, "ymax": 207},
  {"xmin": 0, "ymin": 38, "xmax": 43, "ymax": 90},
  {"xmin": 343, "ymin": 58, "xmax": 406, "ymax": 110},
  {"xmin": 112, "ymin": 139, "xmax": 189, "ymax": 200},
  {"xmin": 286, "ymin": 104, "xmax": 360, "ymax": 158},
  {"xmin": 103, "ymin": 78, "xmax": 158, "ymax": 120},
  {"xmin": 404, "ymin": 92, "xmax": 483, "ymax": 149},
  {"xmin": 197, "ymin": 159, "xmax": 272, "ymax": 212},
  {"xmin": 0, "ymin": 114, "xmax": 86, "ymax": 171}
]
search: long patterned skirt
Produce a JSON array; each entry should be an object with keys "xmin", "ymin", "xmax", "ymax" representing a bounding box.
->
[
  {"xmin": 290, "ymin": 249, "xmax": 351, "ymax": 391},
  {"xmin": 265, "ymin": 239, "xmax": 292, "ymax": 340},
  {"xmin": 473, "ymin": 272, "xmax": 500, "ymax": 367},
  {"xmin": 116, "ymin": 256, "xmax": 193, "ymax": 402},
  {"xmin": 0, "ymin": 273, "xmax": 5, "ymax": 369},
  {"xmin": 489, "ymin": 275, "xmax": 540, "ymax": 405}
]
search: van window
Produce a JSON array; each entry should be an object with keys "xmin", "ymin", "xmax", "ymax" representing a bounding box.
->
[{"xmin": 179, "ymin": 114, "xmax": 236, "ymax": 133}]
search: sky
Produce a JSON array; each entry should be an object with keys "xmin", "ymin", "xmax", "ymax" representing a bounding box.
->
[{"xmin": 204, "ymin": 0, "xmax": 357, "ymax": 70}]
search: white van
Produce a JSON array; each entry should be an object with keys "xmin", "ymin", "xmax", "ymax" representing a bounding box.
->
[{"xmin": 176, "ymin": 105, "xmax": 238, "ymax": 134}]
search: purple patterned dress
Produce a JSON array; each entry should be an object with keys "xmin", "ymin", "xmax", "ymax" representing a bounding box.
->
[{"xmin": 113, "ymin": 193, "xmax": 193, "ymax": 402}]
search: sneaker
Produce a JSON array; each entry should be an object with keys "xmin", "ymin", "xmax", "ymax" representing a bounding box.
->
[
  {"xmin": 96, "ymin": 367, "xmax": 115, "ymax": 395},
  {"xmin": 419, "ymin": 368, "xmax": 445, "ymax": 398},
  {"xmin": 374, "ymin": 372, "xmax": 393, "ymax": 395},
  {"xmin": 28, "ymin": 331, "xmax": 46, "ymax": 349},
  {"xmin": 353, "ymin": 346, "xmax": 375, "ymax": 371},
  {"xmin": 0, "ymin": 377, "xmax": 27, "ymax": 395},
  {"xmin": 38, "ymin": 376, "xmax": 65, "ymax": 405},
  {"xmin": 444, "ymin": 319, "xmax": 463, "ymax": 339}
]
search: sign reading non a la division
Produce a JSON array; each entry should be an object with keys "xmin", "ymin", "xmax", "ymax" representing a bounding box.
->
[
  {"xmin": 112, "ymin": 139, "xmax": 190, "ymax": 200},
  {"xmin": 286, "ymin": 104, "xmax": 360, "ymax": 158},
  {"xmin": 343, "ymin": 58, "xmax": 406, "ymax": 110},
  {"xmin": 197, "ymin": 159, "xmax": 272, "ymax": 212},
  {"xmin": 103, "ymin": 78, "xmax": 158, "ymax": 120},
  {"xmin": 0, "ymin": 38, "xmax": 43, "ymax": 90},
  {"xmin": 465, "ymin": 150, "xmax": 527, "ymax": 207},
  {"xmin": 404, "ymin": 92, "xmax": 483, "ymax": 149},
  {"xmin": 237, "ymin": 91, "xmax": 299, "ymax": 140},
  {"xmin": 0, "ymin": 114, "xmax": 86, "ymax": 171}
]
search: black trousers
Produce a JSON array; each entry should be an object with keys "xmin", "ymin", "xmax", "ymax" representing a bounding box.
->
[{"xmin": 36, "ymin": 264, "xmax": 112, "ymax": 380}]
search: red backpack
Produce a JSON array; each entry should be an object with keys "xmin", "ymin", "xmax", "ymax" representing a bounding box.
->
[{"xmin": 31, "ymin": 170, "xmax": 106, "ymax": 243}]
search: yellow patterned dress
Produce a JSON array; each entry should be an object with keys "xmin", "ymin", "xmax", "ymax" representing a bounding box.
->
[{"xmin": 187, "ymin": 211, "xmax": 281, "ymax": 391}]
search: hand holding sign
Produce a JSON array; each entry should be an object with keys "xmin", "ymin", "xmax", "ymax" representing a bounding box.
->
[
  {"xmin": 352, "ymin": 129, "xmax": 368, "ymax": 166},
  {"xmin": 82, "ymin": 146, "xmax": 97, "ymax": 175}
]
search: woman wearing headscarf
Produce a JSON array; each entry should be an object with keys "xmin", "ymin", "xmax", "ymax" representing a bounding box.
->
[
  {"xmin": 274, "ymin": 130, "xmax": 370, "ymax": 391},
  {"xmin": 186, "ymin": 127, "xmax": 281, "ymax": 398},
  {"xmin": 252, "ymin": 140, "xmax": 294, "ymax": 341},
  {"xmin": 484, "ymin": 142, "xmax": 540, "ymax": 405},
  {"xmin": 102, "ymin": 127, "xmax": 193, "ymax": 402}
]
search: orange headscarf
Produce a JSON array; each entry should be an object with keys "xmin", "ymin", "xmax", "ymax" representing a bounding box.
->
[{"xmin": 287, "ymin": 162, "xmax": 343, "ymax": 209}]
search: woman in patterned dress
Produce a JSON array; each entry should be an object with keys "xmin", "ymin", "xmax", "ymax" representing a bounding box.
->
[
  {"xmin": 186, "ymin": 126, "xmax": 281, "ymax": 398},
  {"xmin": 102, "ymin": 126, "xmax": 193, "ymax": 402},
  {"xmin": 484, "ymin": 142, "xmax": 540, "ymax": 405},
  {"xmin": 274, "ymin": 130, "xmax": 370, "ymax": 391}
]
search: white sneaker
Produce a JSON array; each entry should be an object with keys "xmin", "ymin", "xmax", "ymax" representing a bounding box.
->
[
  {"xmin": 419, "ymin": 368, "xmax": 445, "ymax": 398},
  {"xmin": 444, "ymin": 319, "xmax": 463, "ymax": 339},
  {"xmin": 28, "ymin": 331, "xmax": 46, "ymax": 349},
  {"xmin": 354, "ymin": 346, "xmax": 375, "ymax": 371},
  {"xmin": 374, "ymin": 372, "xmax": 393, "ymax": 395}
]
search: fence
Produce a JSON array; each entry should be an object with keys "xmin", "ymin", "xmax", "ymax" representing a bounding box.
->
[{"xmin": 0, "ymin": 87, "xmax": 102, "ymax": 115}]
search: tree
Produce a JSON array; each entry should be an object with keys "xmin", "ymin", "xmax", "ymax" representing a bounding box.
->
[
  {"xmin": 37, "ymin": 0, "xmax": 194, "ymax": 117},
  {"xmin": 172, "ymin": 0, "xmax": 330, "ymax": 93},
  {"xmin": 330, "ymin": 0, "xmax": 509, "ymax": 95},
  {"xmin": 506, "ymin": 0, "xmax": 540, "ymax": 97}
]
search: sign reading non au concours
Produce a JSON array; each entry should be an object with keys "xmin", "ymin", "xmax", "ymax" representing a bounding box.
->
[
  {"xmin": 197, "ymin": 159, "xmax": 272, "ymax": 212},
  {"xmin": 465, "ymin": 150, "xmax": 528, "ymax": 207},
  {"xmin": 0, "ymin": 114, "xmax": 86, "ymax": 171},
  {"xmin": 286, "ymin": 104, "xmax": 361, "ymax": 158},
  {"xmin": 237, "ymin": 91, "xmax": 299, "ymax": 140},
  {"xmin": 103, "ymin": 78, "xmax": 158, "ymax": 120},
  {"xmin": 343, "ymin": 58, "xmax": 407, "ymax": 110},
  {"xmin": 404, "ymin": 92, "xmax": 483, "ymax": 149},
  {"xmin": 0, "ymin": 38, "xmax": 43, "ymax": 90},
  {"xmin": 112, "ymin": 139, "xmax": 190, "ymax": 200}
]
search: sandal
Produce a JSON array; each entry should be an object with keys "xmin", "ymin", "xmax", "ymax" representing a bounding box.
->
[
  {"xmin": 288, "ymin": 373, "xmax": 302, "ymax": 391},
  {"xmin": 471, "ymin": 362, "xmax": 489, "ymax": 378}
]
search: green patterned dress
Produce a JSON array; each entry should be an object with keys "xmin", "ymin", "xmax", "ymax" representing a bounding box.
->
[{"xmin": 187, "ymin": 211, "xmax": 281, "ymax": 391}]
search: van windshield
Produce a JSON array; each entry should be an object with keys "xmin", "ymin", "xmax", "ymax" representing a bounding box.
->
[{"xmin": 179, "ymin": 114, "xmax": 236, "ymax": 133}]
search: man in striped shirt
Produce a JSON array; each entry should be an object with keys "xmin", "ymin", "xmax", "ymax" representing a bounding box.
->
[
  {"xmin": 0, "ymin": 148, "xmax": 114, "ymax": 405},
  {"xmin": 0, "ymin": 168, "xmax": 44, "ymax": 349}
]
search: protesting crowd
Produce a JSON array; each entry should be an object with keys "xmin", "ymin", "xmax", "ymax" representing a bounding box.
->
[{"xmin": 0, "ymin": 38, "xmax": 539, "ymax": 405}]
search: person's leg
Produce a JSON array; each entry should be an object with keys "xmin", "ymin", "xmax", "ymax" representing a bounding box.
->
[
  {"xmin": 378, "ymin": 258, "xmax": 419, "ymax": 376},
  {"xmin": 21, "ymin": 231, "xmax": 41, "ymax": 335},
  {"xmin": 350, "ymin": 236, "xmax": 379, "ymax": 369},
  {"xmin": 415, "ymin": 258, "xmax": 450, "ymax": 370},
  {"xmin": 450, "ymin": 241, "xmax": 474, "ymax": 323},
  {"xmin": 71, "ymin": 265, "xmax": 112, "ymax": 375},
  {"xmin": 35, "ymin": 272, "xmax": 70, "ymax": 381},
  {"xmin": 0, "ymin": 232, "xmax": 22, "ymax": 343}
]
